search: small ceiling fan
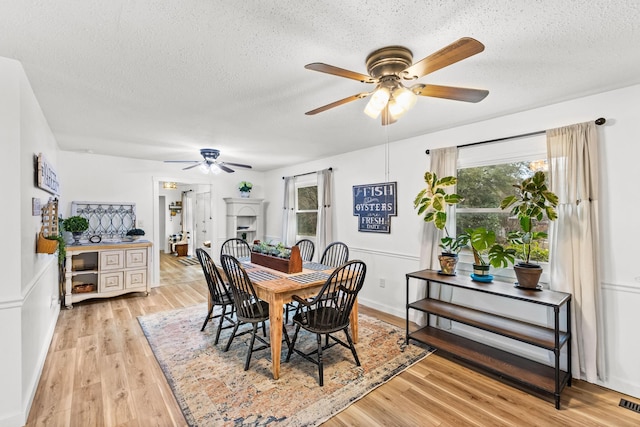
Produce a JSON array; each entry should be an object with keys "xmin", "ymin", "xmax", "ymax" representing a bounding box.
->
[
  {"xmin": 305, "ymin": 37, "xmax": 489, "ymax": 125},
  {"xmin": 164, "ymin": 148, "xmax": 252, "ymax": 173}
]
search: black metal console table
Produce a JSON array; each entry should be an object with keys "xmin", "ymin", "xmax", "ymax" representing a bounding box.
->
[{"xmin": 405, "ymin": 269, "xmax": 572, "ymax": 409}]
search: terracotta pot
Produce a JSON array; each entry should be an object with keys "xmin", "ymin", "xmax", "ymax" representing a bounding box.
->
[
  {"xmin": 514, "ymin": 263, "xmax": 543, "ymax": 289},
  {"xmin": 438, "ymin": 253, "xmax": 458, "ymax": 275}
]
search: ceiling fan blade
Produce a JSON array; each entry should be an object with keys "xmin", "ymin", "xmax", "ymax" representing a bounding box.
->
[
  {"xmin": 182, "ymin": 162, "xmax": 202, "ymax": 170},
  {"xmin": 305, "ymin": 63, "xmax": 377, "ymax": 83},
  {"xmin": 215, "ymin": 163, "xmax": 235, "ymax": 173},
  {"xmin": 381, "ymin": 104, "xmax": 397, "ymax": 126},
  {"xmin": 402, "ymin": 37, "xmax": 485, "ymax": 80},
  {"xmin": 164, "ymin": 160, "xmax": 199, "ymax": 164},
  {"xmin": 411, "ymin": 84, "xmax": 489, "ymax": 103},
  {"xmin": 220, "ymin": 162, "xmax": 252, "ymax": 169},
  {"xmin": 306, "ymin": 92, "xmax": 371, "ymax": 115}
]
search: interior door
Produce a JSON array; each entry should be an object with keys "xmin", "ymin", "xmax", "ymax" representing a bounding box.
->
[{"xmin": 195, "ymin": 192, "xmax": 212, "ymax": 253}]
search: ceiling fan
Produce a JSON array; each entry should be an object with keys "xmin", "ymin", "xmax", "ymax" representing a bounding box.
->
[
  {"xmin": 164, "ymin": 148, "xmax": 252, "ymax": 173},
  {"xmin": 305, "ymin": 37, "xmax": 489, "ymax": 125}
]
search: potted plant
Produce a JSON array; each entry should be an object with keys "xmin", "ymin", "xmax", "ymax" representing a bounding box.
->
[
  {"xmin": 500, "ymin": 171, "xmax": 558, "ymax": 289},
  {"xmin": 414, "ymin": 171, "xmax": 464, "ymax": 275},
  {"xmin": 126, "ymin": 228, "xmax": 145, "ymax": 240},
  {"xmin": 63, "ymin": 216, "xmax": 89, "ymax": 245},
  {"xmin": 238, "ymin": 181, "xmax": 252, "ymax": 198},
  {"xmin": 460, "ymin": 227, "xmax": 516, "ymax": 282}
]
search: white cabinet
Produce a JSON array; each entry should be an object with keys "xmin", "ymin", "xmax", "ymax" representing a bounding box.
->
[
  {"xmin": 223, "ymin": 198, "xmax": 264, "ymax": 243},
  {"xmin": 64, "ymin": 241, "xmax": 152, "ymax": 308}
]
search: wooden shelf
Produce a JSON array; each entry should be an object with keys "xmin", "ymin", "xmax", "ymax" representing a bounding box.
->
[
  {"xmin": 409, "ymin": 299, "xmax": 569, "ymax": 350},
  {"xmin": 405, "ymin": 269, "xmax": 572, "ymax": 409},
  {"xmin": 409, "ymin": 326, "xmax": 569, "ymax": 394}
]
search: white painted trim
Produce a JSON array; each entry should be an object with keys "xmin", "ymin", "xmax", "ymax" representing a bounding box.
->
[
  {"xmin": 602, "ymin": 282, "xmax": 640, "ymax": 294},
  {"xmin": 348, "ymin": 246, "xmax": 420, "ymax": 262}
]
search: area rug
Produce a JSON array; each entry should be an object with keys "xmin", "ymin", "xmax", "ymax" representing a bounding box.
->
[
  {"xmin": 138, "ymin": 304, "xmax": 433, "ymax": 426},
  {"xmin": 178, "ymin": 257, "xmax": 200, "ymax": 266}
]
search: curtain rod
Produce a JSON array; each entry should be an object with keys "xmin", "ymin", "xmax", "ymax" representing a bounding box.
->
[
  {"xmin": 425, "ymin": 117, "xmax": 606, "ymax": 155},
  {"xmin": 282, "ymin": 167, "xmax": 332, "ymax": 180}
]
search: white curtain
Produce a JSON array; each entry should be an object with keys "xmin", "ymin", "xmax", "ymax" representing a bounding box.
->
[
  {"xmin": 547, "ymin": 121, "xmax": 605, "ymax": 382},
  {"xmin": 182, "ymin": 191, "xmax": 194, "ymax": 256},
  {"xmin": 316, "ymin": 168, "xmax": 333, "ymax": 257},
  {"xmin": 415, "ymin": 147, "xmax": 458, "ymax": 326},
  {"xmin": 281, "ymin": 177, "xmax": 296, "ymax": 246}
]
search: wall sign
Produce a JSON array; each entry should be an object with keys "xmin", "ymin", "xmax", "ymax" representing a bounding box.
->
[
  {"xmin": 352, "ymin": 182, "xmax": 397, "ymax": 233},
  {"xmin": 36, "ymin": 153, "xmax": 60, "ymax": 195}
]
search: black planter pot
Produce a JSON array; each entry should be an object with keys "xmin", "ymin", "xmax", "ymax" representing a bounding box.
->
[
  {"xmin": 472, "ymin": 264, "xmax": 491, "ymax": 276},
  {"xmin": 514, "ymin": 263, "xmax": 543, "ymax": 289},
  {"xmin": 438, "ymin": 253, "xmax": 458, "ymax": 275}
]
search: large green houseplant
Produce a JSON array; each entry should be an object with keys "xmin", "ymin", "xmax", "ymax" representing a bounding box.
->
[
  {"xmin": 500, "ymin": 170, "xmax": 558, "ymax": 289},
  {"xmin": 414, "ymin": 171, "xmax": 464, "ymax": 275}
]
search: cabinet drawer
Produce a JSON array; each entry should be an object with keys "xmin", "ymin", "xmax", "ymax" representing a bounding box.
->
[
  {"xmin": 100, "ymin": 272, "xmax": 124, "ymax": 292},
  {"xmin": 126, "ymin": 248, "xmax": 147, "ymax": 268},
  {"xmin": 125, "ymin": 269, "xmax": 147, "ymax": 289},
  {"xmin": 100, "ymin": 250, "xmax": 125, "ymax": 271}
]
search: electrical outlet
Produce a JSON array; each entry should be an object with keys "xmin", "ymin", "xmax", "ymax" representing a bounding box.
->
[
  {"xmin": 379, "ymin": 278, "xmax": 386, "ymax": 288},
  {"xmin": 138, "ymin": 219, "xmax": 144, "ymax": 228}
]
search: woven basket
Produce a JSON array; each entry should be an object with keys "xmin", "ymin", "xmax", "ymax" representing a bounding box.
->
[
  {"xmin": 36, "ymin": 198, "xmax": 60, "ymax": 254},
  {"xmin": 37, "ymin": 232, "xmax": 59, "ymax": 254}
]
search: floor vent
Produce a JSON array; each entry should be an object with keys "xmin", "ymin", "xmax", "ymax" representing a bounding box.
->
[{"xmin": 619, "ymin": 398, "xmax": 640, "ymax": 413}]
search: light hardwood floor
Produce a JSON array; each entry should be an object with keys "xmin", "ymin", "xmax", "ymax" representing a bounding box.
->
[{"xmin": 26, "ymin": 252, "xmax": 640, "ymax": 426}]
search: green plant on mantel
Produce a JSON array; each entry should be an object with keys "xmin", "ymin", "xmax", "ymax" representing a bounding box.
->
[{"xmin": 238, "ymin": 181, "xmax": 253, "ymax": 192}]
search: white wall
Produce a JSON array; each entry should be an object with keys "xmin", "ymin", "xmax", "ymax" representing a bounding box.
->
[
  {"xmin": 262, "ymin": 84, "xmax": 640, "ymax": 398},
  {"xmin": 1, "ymin": 57, "xmax": 61, "ymax": 427},
  {"xmin": 58, "ymin": 153, "xmax": 265, "ymax": 285}
]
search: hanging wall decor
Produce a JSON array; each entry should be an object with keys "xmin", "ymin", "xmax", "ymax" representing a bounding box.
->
[
  {"xmin": 36, "ymin": 153, "xmax": 60, "ymax": 195},
  {"xmin": 352, "ymin": 182, "xmax": 397, "ymax": 233}
]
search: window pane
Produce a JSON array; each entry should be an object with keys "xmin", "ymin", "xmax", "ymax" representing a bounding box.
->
[
  {"xmin": 456, "ymin": 159, "xmax": 550, "ymax": 262},
  {"xmin": 298, "ymin": 186, "xmax": 318, "ymax": 210},
  {"xmin": 296, "ymin": 212, "xmax": 317, "ymax": 236},
  {"xmin": 457, "ymin": 162, "xmax": 534, "ymax": 208}
]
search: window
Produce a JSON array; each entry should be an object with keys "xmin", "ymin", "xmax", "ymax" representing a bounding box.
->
[
  {"xmin": 456, "ymin": 160, "xmax": 551, "ymax": 262},
  {"xmin": 296, "ymin": 184, "xmax": 318, "ymax": 238},
  {"xmin": 455, "ymin": 135, "xmax": 551, "ymax": 265}
]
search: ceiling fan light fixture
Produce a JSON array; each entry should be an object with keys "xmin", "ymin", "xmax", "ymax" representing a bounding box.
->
[
  {"xmin": 388, "ymin": 99, "xmax": 408, "ymax": 119},
  {"xmin": 393, "ymin": 86, "xmax": 417, "ymax": 111},
  {"xmin": 364, "ymin": 87, "xmax": 390, "ymax": 119},
  {"xmin": 199, "ymin": 163, "xmax": 211, "ymax": 174},
  {"xmin": 210, "ymin": 163, "xmax": 223, "ymax": 175}
]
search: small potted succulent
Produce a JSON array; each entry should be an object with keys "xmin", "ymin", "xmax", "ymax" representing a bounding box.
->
[
  {"xmin": 238, "ymin": 181, "xmax": 252, "ymax": 198},
  {"xmin": 126, "ymin": 228, "xmax": 145, "ymax": 240},
  {"xmin": 63, "ymin": 216, "xmax": 89, "ymax": 245},
  {"xmin": 500, "ymin": 171, "xmax": 558, "ymax": 289},
  {"xmin": 414, "ymin": 171, "xmax": 464, "ymax": 275}
]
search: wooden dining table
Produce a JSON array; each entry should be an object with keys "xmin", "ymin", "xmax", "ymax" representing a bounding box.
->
[{"xmin": 215, "ymin": 259, "xmax": 359, "ymax": 380}]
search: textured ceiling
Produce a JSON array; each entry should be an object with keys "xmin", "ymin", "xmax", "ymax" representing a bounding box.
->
[{"xmin": 1, "ymin": 1, "xmax": 639, "ymax": 171}]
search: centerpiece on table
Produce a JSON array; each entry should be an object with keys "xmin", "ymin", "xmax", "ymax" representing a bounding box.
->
[
  {"xmin": 251, "ymin": 241, "xmax": 302, "ymax": 274},
  {"xmin": 238, "ymin": 181, "xmax": 253, "ymax": 198}
]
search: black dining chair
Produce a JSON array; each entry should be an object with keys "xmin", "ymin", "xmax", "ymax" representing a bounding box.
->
[
  {"xmin": 220, "ymin": 238, "xmax": 252, "ymax": 260},
  {"xmin": 283, "ymin": 239, "xmax": 317, "ymax": 323},
  {"xmin": 320, "ymin": 241, "xmax": 349, "ymax": 268},
  {"xmin": 295, "ymin": 239, "xmax": 315, "ymax": 262},
  {"xmin": 220, "ymin": 254, "xmax": 290, "ymax": 371},
  {"xmin": 195, "ymin": 249, "xmax": 236, "ymax": 345},
  {"xmin": 285, "ymin": 260, "xmax": 367, "ymax": 386}
]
